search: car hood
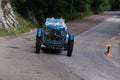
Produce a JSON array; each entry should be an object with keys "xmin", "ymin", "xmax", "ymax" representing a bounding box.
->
[{"xmin": 46, "ymin": 25, "xmax": 65, "ymax": 31}]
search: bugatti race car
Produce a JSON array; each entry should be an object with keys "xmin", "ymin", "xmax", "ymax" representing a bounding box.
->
[{"xmin": 36, "ymin": 17, "xmax": 74, "ymax": 56}]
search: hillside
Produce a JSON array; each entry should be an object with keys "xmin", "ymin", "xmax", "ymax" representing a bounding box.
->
[{"xmin": 0, "ymin": 0, "xmax": 120, "ymax": 35}]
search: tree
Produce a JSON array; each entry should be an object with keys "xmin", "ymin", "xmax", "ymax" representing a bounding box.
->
[
  {"xmin": 91, "ymin": 0, "xmax": 107, "ymax": 14},
  {"xmin": 109, "ymin": 0, "xmax": 120, "ymax": 10},
  {"xmin": 10, "ymin": 0, "xmax": 120, "ymax": 26},
  {"xmin": 74, "ymin": 0, "xmax": 91, "ymax": 13}
]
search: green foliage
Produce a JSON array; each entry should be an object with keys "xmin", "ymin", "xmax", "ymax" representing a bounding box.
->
[
  {"xmin": 102, "ymin": 0, "xmax": 111, "ymax": 11},
  {"xmin": 10, "ymin": 0, "xmax": 120, "ymax": 26},
  {"xmin": 109, "ymin": 0, "xmax": 120, "ymax": 10},
  {"xmin": 74, "ymin": 0, "xmax": 91, "ymax": 13},
  {"xmin": 91, "ymin": 0, "xmax": 105, "ymax": 14}
]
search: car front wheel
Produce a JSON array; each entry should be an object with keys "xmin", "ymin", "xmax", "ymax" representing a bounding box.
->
[
  {"xmin": 36, "ymin": 38, "xmax": 41, "ymax": 53},
  {"xmin": 67, "ymin": 40, "xmax": 74, "ymax": 57}
]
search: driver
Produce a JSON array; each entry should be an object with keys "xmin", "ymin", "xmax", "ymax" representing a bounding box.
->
[{"xmin": 60, "ymin": 17, "xmax": 67, "ymax": 30}]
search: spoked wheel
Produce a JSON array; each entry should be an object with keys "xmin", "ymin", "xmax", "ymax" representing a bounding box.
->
[
  {"xmin": 36, "ymin": 38, "xmax": 41, "ymax": 53},
  {"xmin": 67, "ymin": 40, "xmax": 74, "ymax": 57}
]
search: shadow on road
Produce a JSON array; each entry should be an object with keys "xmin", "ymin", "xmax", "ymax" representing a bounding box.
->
[
  {"xmin": 8, "ymin": 46, "xmax": 20, "ymax": 49},
  {"xmin": 41, "ymin": 48, "xmax": 62, "ymax": 55}
]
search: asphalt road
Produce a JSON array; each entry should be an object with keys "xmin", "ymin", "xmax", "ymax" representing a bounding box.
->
[{"xmin": 0, "ymin": 11, "xmax": 120, "ymax": 80}]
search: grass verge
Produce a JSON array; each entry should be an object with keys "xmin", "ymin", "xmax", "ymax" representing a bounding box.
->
[{"xmin": 0, "ymin": 15, "xmax": 36, "ymax": 37}]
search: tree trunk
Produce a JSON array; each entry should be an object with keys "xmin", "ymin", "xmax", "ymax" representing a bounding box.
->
[{"xmin": 0, "ymin": 0, "xmax": 18, "ymax": 31}]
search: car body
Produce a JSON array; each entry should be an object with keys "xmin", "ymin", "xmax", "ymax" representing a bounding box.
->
[{"xmin": 36, "ymin": 18, "xmax": 74, "ymax": 56}]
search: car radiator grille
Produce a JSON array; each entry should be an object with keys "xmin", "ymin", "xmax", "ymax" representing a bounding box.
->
[{"xmin": 49, "ymin": 28, "xmax": 61, "ymax": 41}]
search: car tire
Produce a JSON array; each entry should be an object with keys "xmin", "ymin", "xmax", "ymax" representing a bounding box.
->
[
  {"xmin": 36, "ymin": 38, "xmax": 41, "ymax": 53},
  {"xmin": 67, "ymin": 40, "xmax": 74, "ymax": 57}
]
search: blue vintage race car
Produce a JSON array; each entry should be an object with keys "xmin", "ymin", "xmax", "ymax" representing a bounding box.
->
[{"xmin": 36, "ymin": 18, "xmax": 74, "ymax": 56}]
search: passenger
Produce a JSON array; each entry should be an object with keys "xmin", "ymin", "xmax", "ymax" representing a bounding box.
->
[
  {"xmin": 51, "ymin": 17, "xmax": 54, "ymax": 22},
  {"xmin": 60, "ymin": 17, "xmax": 67, "ymax": 30},
  {"xmin": 60, "ymin": 17, "xmax": 64, "ymax": 24}
]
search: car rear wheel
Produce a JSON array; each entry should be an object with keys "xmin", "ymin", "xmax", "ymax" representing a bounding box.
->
[
  {"xmin": 67, "ymin": 40, "xmax": 74, "ymax": 57},
  {"xmin": 36, "ymin": 38, "xmax": 41, "ymax": 53}
]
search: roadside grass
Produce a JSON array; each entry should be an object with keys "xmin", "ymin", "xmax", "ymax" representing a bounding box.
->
[{"xmin": 0, "ymin": 15, "xmax": 36, "ymax": 37}]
